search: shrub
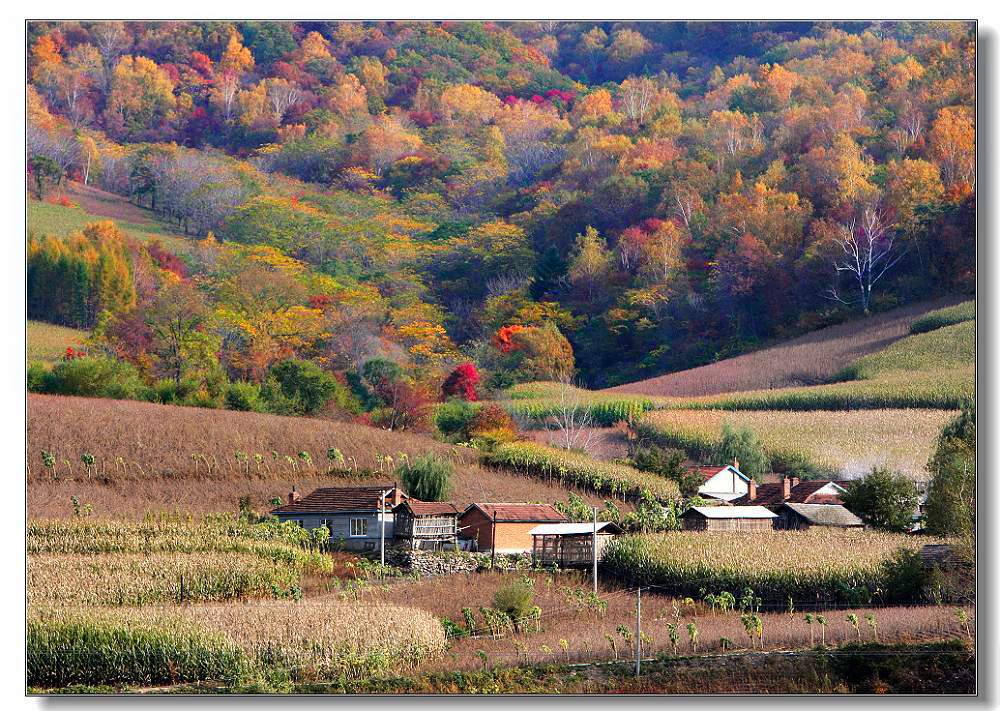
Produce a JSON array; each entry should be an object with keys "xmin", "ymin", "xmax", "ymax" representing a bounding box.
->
[
  {"xmin": 493, "ymin": 578, "xmax": 535, "ymax": 621},
  {"xmin": 434, "ymin": 399, "xmax": 480, "ymax": 441},
  {"xmin": 841, "ymin": 468, "xmax": 920, "ymax": 532},
  {"xmin": 35, "ymin": 356, "xmax": 150, "ymax": 400},
  {"xmin": 398, "ymin": 454, "xmax": 454, "ymax": 502},
  {"xmin": 225, "ymin": 381, "xmax": 266, "ymax": 412},
  {"xmin": 630, "ymin": 445, "xmax": 701, "ymax": 497}
]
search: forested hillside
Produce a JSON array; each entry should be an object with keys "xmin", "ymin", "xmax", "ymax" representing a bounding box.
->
[{"xmin": 26, "ymin": 20, "xmax": 975, "ymax": 413}]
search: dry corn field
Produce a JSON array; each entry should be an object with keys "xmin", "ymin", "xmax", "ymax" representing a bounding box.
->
[
  {"xmin": 604, "ymin": 297, "xmax": 963, "ymax": 397},
  {"xmin": 28, "ymin": 553, "xmax": 303, "ymax": 606},
  {"xmin": 27, "ymin": 394, "xmax": 606, "ymax": 519},
  {"xmin": 29, "ymin": 599, "xmax": 446, "ymax": 687},
  {"xmin": 602, "ymin": 530, "xmax": 952, "ymax": 605},
  {"xmin": 637, "ymin": 408, "xmax": 954, "ymax": 478}
]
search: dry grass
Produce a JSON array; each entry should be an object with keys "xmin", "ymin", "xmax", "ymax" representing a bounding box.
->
[
  {"xmin": 606, "ymin": 297, "xmax": 964, "ymax": 397},
  {"xmin": 360, "ymin": 571, "xmax": 971, "ymax": 672},
  {"xmin": 27, "ymin": 394, "xmax": 605, "ymax": 519},
  {"xmin": 637, "ymin": 408, "xmax": 954, "ymax": 478}
]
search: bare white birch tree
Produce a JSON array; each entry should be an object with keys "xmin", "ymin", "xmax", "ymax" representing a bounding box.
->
[{"xmin": 827, "ymin": 200, "xmax": 905, "ymax": 314}]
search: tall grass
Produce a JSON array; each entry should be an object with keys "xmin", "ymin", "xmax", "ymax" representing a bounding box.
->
[
  {"xmin": 27, "ymin": 320, "xmax": 89, "ymax": 365},
  {"xmin": 483, "ymin": 442, "xmax": 679, "ymax": 500}
]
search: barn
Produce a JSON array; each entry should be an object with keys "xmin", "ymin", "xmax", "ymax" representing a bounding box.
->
[
  {"xmin": 529, "ymin": 521, "xmax": 624, "ymax": 568},
  {"xmin": 680, "ymin": 505, "xmax": 777, "ymax": 531},
  {"xmin": 458, "ymin": 503, "xmax": 566, "ymax": 553}
]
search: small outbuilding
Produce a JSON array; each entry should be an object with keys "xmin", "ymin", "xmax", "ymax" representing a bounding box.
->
[
  {"xmin": 459, "ymin": 503, "xmax": 566, "ymax": 553},
  {"xmin": 392, "ymin": 500, "xmax": 461, "ymax": 551},
  {"xmin": 776, "ymin": 503, "xmax": 864, "ymax": 530},
  {"xmin": 529, "ymin": 521, "xmax": 624, "ymax": 568},
  {"xmin": 680, "ymin": 505, "xmax": 777, "ymax": 531}
]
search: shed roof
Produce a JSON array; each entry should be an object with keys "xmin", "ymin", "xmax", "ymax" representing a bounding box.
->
[
  {"xmin": 683, "ymin": 505, "xmax": 777, "ymax": 519},
  {"xmin": 271, "ymin": 486, "xmax": 402, "ymax": 514},
  {"xmin": 528, "ymin": 522, "xmax": 624, "ymax": 536},
  {"xmin": 460, "ymin": 503, "xmax": 567, "ymax": 523},
  {"xmin": 394, "ymin": 500, "xmax": 460, "ymax": 516},
  {"xmin": 691, "ymin": 464, "xmax": 750, "ymax": 483},
  {"xmin": 780, "ymin": 503, "xmax": 863, "ymax": 527}
]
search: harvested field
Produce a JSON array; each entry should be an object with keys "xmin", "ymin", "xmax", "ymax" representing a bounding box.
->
[
  {"xmin": 27, "ymin": 394, "xmax": 604, "ymax": 518},
  {"xmin": 365, "ymin": 571, "xmax": 971, "ymax": 673},
  {"xmin": 605, "ymin": 297, "xmax": 965, "ymax": 398}
]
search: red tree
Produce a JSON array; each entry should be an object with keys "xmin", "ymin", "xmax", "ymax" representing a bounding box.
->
[{"xmin": 442, "ymin": 362, "xmax": 480, "ymax": 401}]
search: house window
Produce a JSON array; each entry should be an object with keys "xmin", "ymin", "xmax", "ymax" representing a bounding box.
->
[
  {"xmin": 320, "ymin": 519, "xmax": 334, "ymax": 537},
  {"xmin": 350, "ymin": 518, "xmax": 368, "ymax": 537}
]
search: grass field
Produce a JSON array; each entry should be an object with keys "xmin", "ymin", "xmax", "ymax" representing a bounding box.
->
[
  {"xmin": 26, "ymin": 394, "xmax": 607, "ymax": 519},
  {"xmin": 635, "ymin": 408, "xmax": 953, "ymax": 479},
  {"xmin": 27, "ymin": 186, "xmax": 193, "ymax": 255},
  {"xmin": 27, "ymin": 320, "xmax": 89, "ymax": 365},
  {"xmin": 605, "ymin": 298, "xmax": 966, "ymax": 398}
]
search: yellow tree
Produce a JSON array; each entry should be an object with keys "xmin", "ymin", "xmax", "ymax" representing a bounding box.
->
[
  {"xmin": 929, "ymin": 106, "xmax": 975, "ymax": 192},
  {"xmin": 105, "ymin": 55, "xmax": 177, "ymax": 134}
]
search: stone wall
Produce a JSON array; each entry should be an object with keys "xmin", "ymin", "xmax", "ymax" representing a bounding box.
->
[{"xmin": 385, "ymin": 549, "xmax": 533, "ymax": 577}]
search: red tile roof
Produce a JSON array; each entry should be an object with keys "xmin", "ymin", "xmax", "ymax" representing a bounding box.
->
[
  {"xmin": 732, "ymin": 480, "xmax": 846, "ymax": 507},
  {"xmin": 461, "ymin": 503, "xmax": 567, "ymax": 523},
  {"xmin": 395, "ymin": 500, "xmax": 460, "ymax": 516},
  {"xmin": 272, "ymin": 486, "xmax": 403, "ymax": 514}
]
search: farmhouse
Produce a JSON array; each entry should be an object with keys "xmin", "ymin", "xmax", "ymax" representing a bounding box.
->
[
  {"xmin": 392, "ymin": 500, "xmax": 461, "ymax": 551},
  {"xmin": 776, "ymin": 502, "xmax": 864, "ymax": 530},
  {"xmin": 680, "ymin": 505, "xmax": 777, "ymax": 531},
  {"xmin": 732, "ymin": 477, "xmax": 851, "ymax": 508},
  {"xmin": 459, "ymin": 503, "xmax": 566, "ymax": 553},
  {"xmin": 693, "ymin": 460, "xmax": 752, "ymax": 502},
  {"xmin": 530, "ymin": 521, "xmax": 624, "ymax": 568},
  {"xmin": 270, "ymin": 485, "xmax": 404, "ymax": 552}
]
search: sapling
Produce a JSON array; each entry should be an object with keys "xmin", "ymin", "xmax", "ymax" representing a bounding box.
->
[
  {"xmin": 816, "ymin": 615, "xmax": 827, "ymax": 646},
  {"xmin": 81, "ymin": 453, "xmax": 95, "ymax": 478},
  {"xmin": 956, "ymin": 609, "xmax": 971, "ymax": 642},
  {"xmin": 667, "ymin": 622, "xmax": 679, "ymax": 655},
  {"xmin": 687, "ymin": 621, "xmax": 699, "ymax": 652},
  {"xmin": 719, "ymin": 636, "xmax": 732, "ymax": 651},
  {"xmin": 41, "ymin": 450, "xmax": 55, "ymax": 479},
  {"xmin": 865, "ymin": 613, "xmax": 878, "ymax": 642},
  {"xmin": 847, "ymin": 613, "xmax": 861, "ymax": 642},
  {"xmin": 605, "ymin": 632, "xmax": 618, "ymax": 660},
  {"xmin": 805, "ymin": 613, "xmax": 815, "ymax": 646},
  {"xmin": 559, "ymin": 638, "xmax": 570, "ymax": 660}
]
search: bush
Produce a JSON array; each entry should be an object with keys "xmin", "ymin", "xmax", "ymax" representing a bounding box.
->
[
  {"xmin": 434, "ymin": 399, "xmax": 480, "ymax": 441},
  {"xmin": 924, "ymin": 400, "xmax": 975, "ymax": 536},
  {"xmin": 631, "ymin": 445, "xmax": 701, "ymax": 497},
  {"xmin": 841, "ymin": 468, "xmax": 919, "ymax": 532},
  {"xmin": 225, "ymin": 381, "xmax": 266, "ymax": 412},
  {"xmin": 35, "ymin": 356, "xmax": 150, "ymax": 400},
  {"xmin": 442, "ymin": 362, "xmax": 480, "ymax": 401},
  {"xmin": 398, "ymin": 454, "xmax": 454, "ymax": 502},
  {"xmin": 493, "ymin": 578, "xmax": 535, "ymax": 621}
]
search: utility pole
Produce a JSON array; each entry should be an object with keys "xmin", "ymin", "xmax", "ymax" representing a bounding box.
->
[
  {"xmin": 491, "ymin": 510, "xmax": 497, "ymax": 569},
  {"xmin": 380, "ymin": 489, "xmax": 387, "ymax": 566},
  {"xmin": 592, "ymin": 506, "xmax": 598, "ymax": 595},
  {"xmin": 635, "ymin": 587, "xmax": 642, "ymax": 677}
]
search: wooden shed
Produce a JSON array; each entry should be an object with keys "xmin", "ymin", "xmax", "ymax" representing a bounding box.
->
[
  {"xmin": 392, "ymin": 500, "xmax": 460, "ymax": 551},
  {"xmin": 680, "ymin": 505, "xmax": 777, "ymax": 531},
  {"xmin": 530, "ymin": 521, "xmax": 624, "ymax": 568},
  {"xmin": 776, "ymin": 503, "xmax": 864, "ymax": 530},
  {"xmin": 458, "ymin": 503, "xmax": 566, "ymax": 553}
]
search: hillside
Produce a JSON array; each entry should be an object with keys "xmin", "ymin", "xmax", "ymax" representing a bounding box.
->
[
  {"xmin": 605, "ymin": 297, "xmax": 967, "ymax": 398},
  {"xmin": 27, "ymin": 321, "xmax": 88, "ymax": 365},
  {"xmin": 27, "ymin": 393, "xmax": 605, "ymax": 519}
]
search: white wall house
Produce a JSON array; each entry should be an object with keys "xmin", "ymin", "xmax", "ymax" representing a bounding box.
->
[{"xmin": 696, "ymin": 464, "xmax": 752, "ymax": 502}]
